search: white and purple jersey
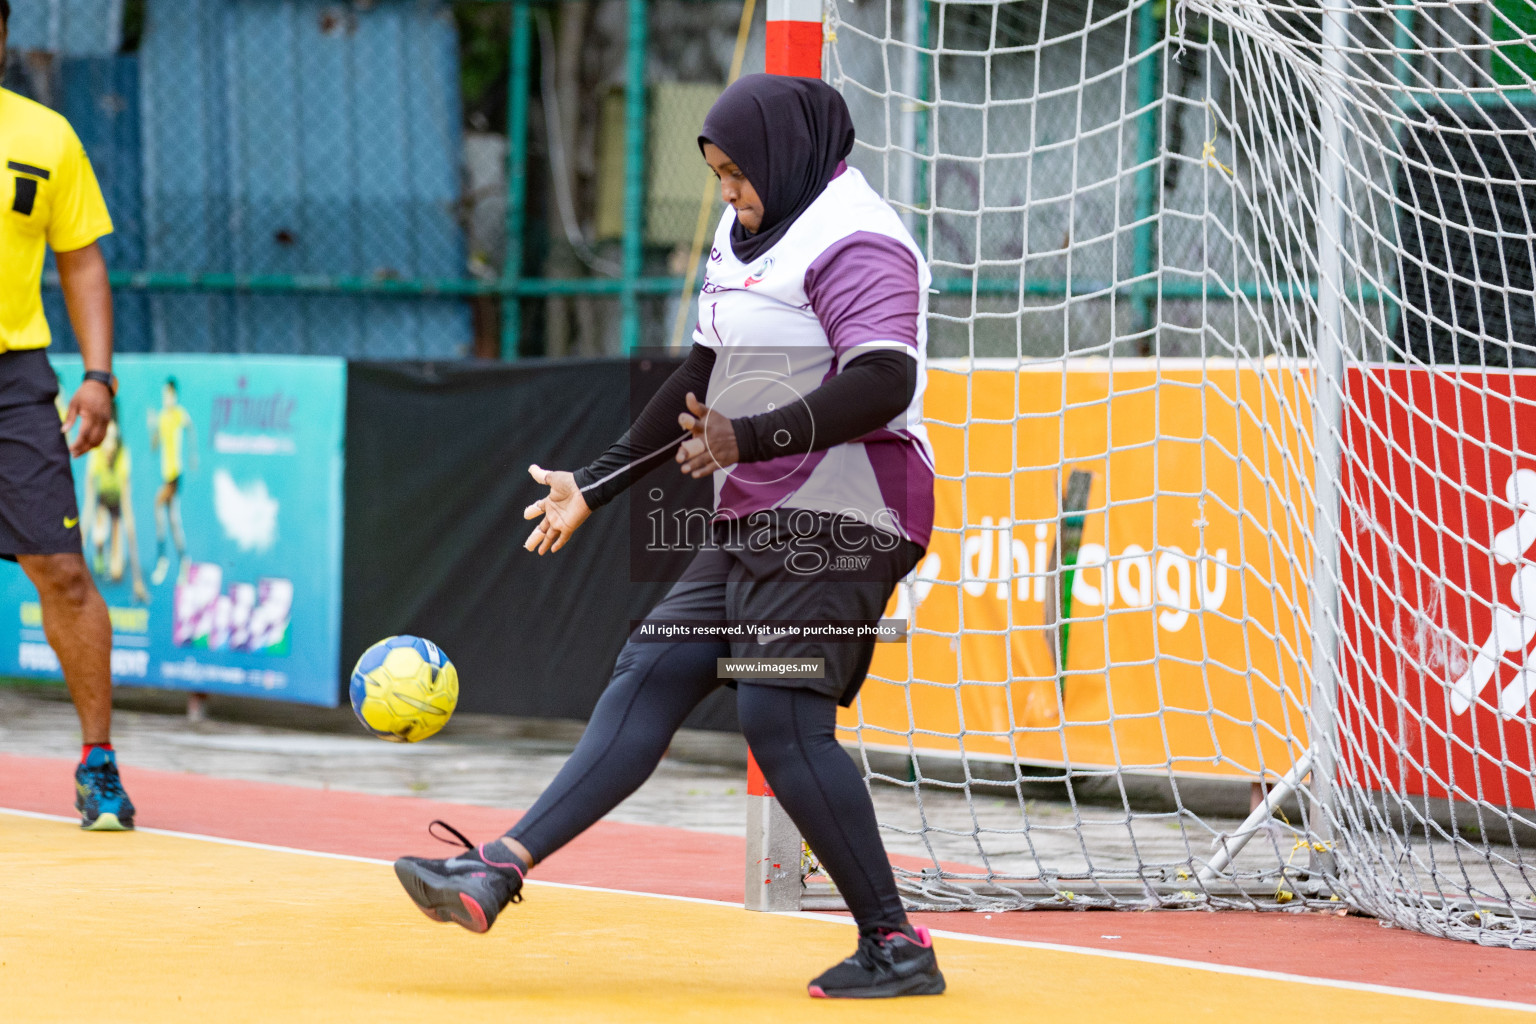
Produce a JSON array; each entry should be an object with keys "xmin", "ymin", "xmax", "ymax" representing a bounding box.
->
[{"xmin": 694, "ymin": 166, "xmax": 935, "ymax": 548}]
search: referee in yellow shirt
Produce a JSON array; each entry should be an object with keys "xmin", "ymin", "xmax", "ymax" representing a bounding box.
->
[{"xmin": 1, "ymin": 1, "xmax": 134, "ymax": 830}]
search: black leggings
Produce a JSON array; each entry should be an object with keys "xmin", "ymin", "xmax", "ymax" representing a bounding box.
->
[{"xmin": 507, "ymin": 638, "xmax": 908, "ymax": 933}]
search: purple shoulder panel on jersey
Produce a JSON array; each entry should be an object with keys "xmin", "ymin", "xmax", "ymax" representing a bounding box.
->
[
  {"xmin": 865, "ymin": 437, "xmax": 935, "ymax": 549},
  {"xmin": 802, "ymin": 232, "xmax": 921, "ymax": 358}
]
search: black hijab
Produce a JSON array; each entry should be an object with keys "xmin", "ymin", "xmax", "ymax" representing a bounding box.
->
[{"xmin": 698, "ymin": 74, "xmax": 856, "ymax": 264}]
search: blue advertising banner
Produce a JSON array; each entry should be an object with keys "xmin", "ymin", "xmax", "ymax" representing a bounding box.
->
[{"xmin": 0, "ymin": 355, "xmax": 346, "ymax": 706}]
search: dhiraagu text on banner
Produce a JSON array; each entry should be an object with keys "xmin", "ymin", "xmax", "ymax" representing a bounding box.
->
[
  {"xmin": 0, "ymin": 355, "xmax": 346, "ymax": 706},
  {"xmin": 848, "ymin": 360, "xmax": 1316, "ymax": 781}
]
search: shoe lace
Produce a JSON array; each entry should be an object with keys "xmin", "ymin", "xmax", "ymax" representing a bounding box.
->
[
  {"xmin": 425, "ymin": 820, "xmax": 523, "ymax": 903},
  {"xmin": 853, "ymin": 932, "xmax": 898, "ymax": 973},
  {"xmin": 81, "ymin": 762, "xmax": 125, "ymax": 801},
  {"xmin": 427, "ymin": 819, "xmax": 476, "ymax": 850}
]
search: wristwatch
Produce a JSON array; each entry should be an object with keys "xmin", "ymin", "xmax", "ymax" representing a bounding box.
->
[{"xmin": 82, "ymin": 370, "xmax": 117, "ymax": 396}]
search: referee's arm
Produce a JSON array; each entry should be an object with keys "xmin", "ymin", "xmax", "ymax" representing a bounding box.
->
[{"xmin": 56, "ymin": 242, "xmax": 113, "ymax": 456}]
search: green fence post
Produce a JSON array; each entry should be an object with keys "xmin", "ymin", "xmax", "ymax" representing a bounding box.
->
[
  {"xmin": 1130, "ymin": 0, "xmax": 1161, "ymax": 341},
  {"xmin": 621, "ymin": 0, "xmax": 648, "ymax": 353},
  {"xmin": 1392, "ymin": 4, "xmax": 1415, "ymax": 88},
  {"xmin": 915, "ymin": 0, "xmax": 931, "ymax": 255},
  {"xmin": 502, "ymin": 0, "xmax": 533, "ymax": 360}
]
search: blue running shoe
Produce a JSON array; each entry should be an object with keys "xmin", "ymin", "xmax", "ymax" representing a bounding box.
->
[{"xmin": 74, "ymin": 747, "xmax": 135, "ymax": 831}]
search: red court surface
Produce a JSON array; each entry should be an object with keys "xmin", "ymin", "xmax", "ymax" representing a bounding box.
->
[{"xmin": 4, "ymin": 752, "xmax": 1531, "ymax": 1008}]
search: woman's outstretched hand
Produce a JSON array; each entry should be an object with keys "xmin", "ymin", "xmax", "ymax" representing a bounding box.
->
[
  {"xmin": 523, "ymin": 464, "xmax": 592, "ymax": 555},
  {"xmin": 677, "ymin": 392, "xmax": 740, "ymax": 478}
]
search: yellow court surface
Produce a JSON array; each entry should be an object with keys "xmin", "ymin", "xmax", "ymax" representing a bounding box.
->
[{"xmin": 0, "ymin": 811, "xmax": 1524, "ymax": 1024}]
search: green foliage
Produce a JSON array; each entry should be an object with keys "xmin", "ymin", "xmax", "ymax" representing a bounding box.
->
[
  {"xmin": 1492, "ymin": 0, "xmax": 1536, "ymax": 88},
  {"xmin": 122, "ymin": 0, "xmax": 145, "ymax": 52},
  {"xmin": 454, "ymin": 1, "xmax": 512, "ymax": 129}
]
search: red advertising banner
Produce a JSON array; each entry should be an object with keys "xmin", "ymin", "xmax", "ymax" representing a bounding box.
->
[{"xmin": 1338, "ymin": 367, "xmax": 1536, "ymax": 810}]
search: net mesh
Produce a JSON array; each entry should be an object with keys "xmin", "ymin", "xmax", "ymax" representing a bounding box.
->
[{"xmin": 826, "ymin": 0, "xmax": 1536, "ymax": 947}]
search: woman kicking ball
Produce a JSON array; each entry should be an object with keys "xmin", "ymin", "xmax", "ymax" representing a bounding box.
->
[{"xmin": 394, "ymin": 74, "xmax": 942, "ymax": 1000}]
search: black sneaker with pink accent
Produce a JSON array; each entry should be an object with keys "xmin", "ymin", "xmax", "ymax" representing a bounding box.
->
[
  {"xmin": 808, "ymin": 925, "xmax": 946, "ymax": 999},
  {"xmin": 394, "ymin": 821, "xmax": 525, "ymax": 934}
]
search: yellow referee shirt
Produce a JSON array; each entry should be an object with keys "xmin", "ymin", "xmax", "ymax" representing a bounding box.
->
[{"xmin": 0, "ymin": 87, "xmax": 113, "ymax": 352}]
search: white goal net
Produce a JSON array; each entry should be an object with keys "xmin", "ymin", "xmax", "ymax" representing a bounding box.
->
[{"xmin": 821, "ymin": 0, "xmax": 1536, "ymax": 948}]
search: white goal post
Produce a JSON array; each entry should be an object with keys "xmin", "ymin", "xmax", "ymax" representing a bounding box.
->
[{"xmin": 742, "ymin": 0, "xmax": 1536, "ymax": 950}]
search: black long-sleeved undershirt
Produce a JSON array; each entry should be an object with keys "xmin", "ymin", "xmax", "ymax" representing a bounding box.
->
[
  {"xmin": 572, "ymin": 343, "xmax": 916, "ymax": 509},
  {"xmin": 571, "ymin": 344, "xmax": 717, "ymax": 509},
  {"xmin": 730, "ymin": 347, "xmax": 914, "ymax": 464}
]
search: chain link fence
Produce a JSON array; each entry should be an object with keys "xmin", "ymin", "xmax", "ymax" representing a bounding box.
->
[
  {"xmin": 8, "ymin": 0, "xmax": 1343, "ymax": 360},
  {"xmin": 5, "ymin": 0, "xmax": 760, "ymax": 359}
]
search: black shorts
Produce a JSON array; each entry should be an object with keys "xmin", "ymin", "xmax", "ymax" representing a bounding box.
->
[
  {"xmin": 0, "ymin": 350, "xmax": 81, "ymax": 560},
  {"xmin": 638, "ymin": 511, "xmax": 922, "ymax": 705}
]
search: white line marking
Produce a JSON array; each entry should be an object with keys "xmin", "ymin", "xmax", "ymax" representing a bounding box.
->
[
  {"xmin": 0, "ymin": 807, "xmax": 763, "ymax": 910},
  {"xmin": 905, "ymin": 921, "xmax": 1536, "ymax": 1015},
  {"xmin": 4, "ymin": 806, "xmax": 1532, "ymax": 1013}
]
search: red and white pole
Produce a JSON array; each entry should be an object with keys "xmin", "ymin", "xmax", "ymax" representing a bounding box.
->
[
  {"xmin": 743, "ymin": 0, "xmax": 823, "ymax": 915},
  {"xmin": 765, "ymin": 0, "xmax": 824, "ymax": 77},
  {"xmin": 744, "ymin": 746, "xmax": 802, "ymax": 910}
]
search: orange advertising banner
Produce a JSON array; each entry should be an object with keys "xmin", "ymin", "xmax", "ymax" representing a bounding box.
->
[{"xmin": 843, "ymin": 360, "xmax": 1316, "ymax": 780}]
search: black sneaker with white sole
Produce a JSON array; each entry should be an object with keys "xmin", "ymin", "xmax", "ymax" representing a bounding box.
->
[
  {"xmin": 394, "ymin": 821, "xmax": 524, "ymax": 934},
  {"xmin": 808, "ymin": 925, "xmax": 946, "ymax": 999}
]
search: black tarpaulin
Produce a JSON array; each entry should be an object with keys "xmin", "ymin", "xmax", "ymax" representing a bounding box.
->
[{"xmin": 342, "ymin": 357, "xmax": 735, "ymax": 731}]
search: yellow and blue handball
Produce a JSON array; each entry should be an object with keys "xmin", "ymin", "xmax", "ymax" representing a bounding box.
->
[{"xmin": 349, "ymin": 635, "xmax": 459, "ymax": 743}]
